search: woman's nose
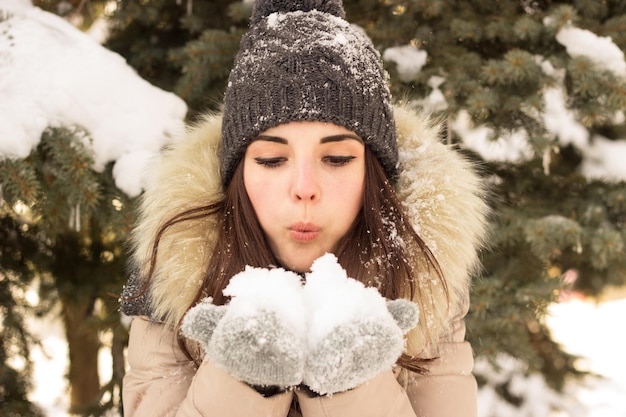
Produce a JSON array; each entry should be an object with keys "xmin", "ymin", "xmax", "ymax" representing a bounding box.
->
[{"xmin": 292, "ymin": 161, "xmax": 319, "ymax": 201}]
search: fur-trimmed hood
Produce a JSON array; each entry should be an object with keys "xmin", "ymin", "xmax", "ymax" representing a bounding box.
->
[{"xmin": 122, "ymin": 104, "xmax": 490, "ymax": 356}]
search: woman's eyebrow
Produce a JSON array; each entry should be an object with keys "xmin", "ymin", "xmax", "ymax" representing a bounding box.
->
[
  {"xmin": 320, "ymin": 134, "xmax": 363, "ymax": 144},
  {"xmin": 253, "ymin": 135, "xmax": 288, "ymax": 144}
]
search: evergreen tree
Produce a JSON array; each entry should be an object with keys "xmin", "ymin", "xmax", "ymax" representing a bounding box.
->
[
  {"xmin": 0, "ymin": 126, "xmax": 133, "ymax": 415},
  {"xmin": 0, "ymin": 216, "xmax": 48, "ymax": 417},
  {"xmin": 363, "ymin": 0, "xmax": 626, "ymax": 388},
  {"xmin": 105, "ymin": 0, "xmax": 248, "ymax": 113}
]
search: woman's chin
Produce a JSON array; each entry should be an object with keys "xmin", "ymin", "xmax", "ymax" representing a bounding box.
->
[{"xmin": 278, "ymin": 251, "xmax": 329, "ymax": 273}]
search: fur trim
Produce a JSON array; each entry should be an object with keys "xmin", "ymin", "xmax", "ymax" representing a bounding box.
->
[
  {"xmin": 394, "ymin": 106, "xmax": 490, "ymax": 355},
  {"xmin": 128, "ymin": 105, "xmax": 490, "ymax": 354},
  {"xmin": 128, "ymin": 113, "xmax": 224, "ymax": 325}
]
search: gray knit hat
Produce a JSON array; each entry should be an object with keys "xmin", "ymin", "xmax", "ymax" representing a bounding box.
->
[{"xmin": 220, "ymin": 0, "xmax": 398, "ymax": 185}]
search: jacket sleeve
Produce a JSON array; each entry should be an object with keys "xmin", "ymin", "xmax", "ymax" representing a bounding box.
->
[
  {"xmin": 123, "ymin": 316, "xmax": 293, "ymax": 417},
  {"xmin": 293, "ymin": 319, "xmax": 476, "ymax": 417},
  {"xmin": 405, "ymin": 313, "xmax": 478, "ymax": 417},
  {"xmin": 295, "ymin": 370, "xmax": 416, "ymax": 417}
]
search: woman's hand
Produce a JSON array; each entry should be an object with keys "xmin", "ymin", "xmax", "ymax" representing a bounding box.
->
[
  {"xmin": 181, "ymin": 266, "xmax": 307, "ymax": 390},
  {"xmin": 302, "ymin": 254, "xmax": 419, "ymax": 395}
]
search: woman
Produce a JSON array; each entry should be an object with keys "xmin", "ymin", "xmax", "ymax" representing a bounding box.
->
[{"xmin": 120, "ymin": 0, "xmax": 489, "ymax": 415}]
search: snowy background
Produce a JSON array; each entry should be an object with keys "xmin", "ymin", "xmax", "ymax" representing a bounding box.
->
[
  {"xmin": 0, "ymin": 0, "xmax": 187, "ymax": 197},
  {"xmin": 1, "ymin": 0, "xmax": 625, "ymax": 415}
]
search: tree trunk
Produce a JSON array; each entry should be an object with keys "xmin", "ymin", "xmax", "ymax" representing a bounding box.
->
[{"xmin": 61, "ymin": 295, "xmax": 101, "ymax": 414}]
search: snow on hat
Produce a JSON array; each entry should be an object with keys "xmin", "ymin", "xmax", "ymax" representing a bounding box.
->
[{"xmin": 220, "ymin": 0, "xmax": 399, "ymax": 186}]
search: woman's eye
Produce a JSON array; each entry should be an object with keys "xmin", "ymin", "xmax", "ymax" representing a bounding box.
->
[
  {"xmin": 254, "ymin": 157, "xmax": 285, "ymax": 168},
  {"xmin": 323, "ymin": 156, "xmax": 356, "ymax": 166}
]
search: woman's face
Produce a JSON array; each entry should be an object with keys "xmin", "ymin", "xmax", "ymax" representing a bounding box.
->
[{"xmin": 243, "ymin": 121, "xmax": 365, "ymax": 273}]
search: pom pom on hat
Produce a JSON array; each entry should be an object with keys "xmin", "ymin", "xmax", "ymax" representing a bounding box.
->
[
  {"xmin": 251, "ymin": 0, "xmax": 345, "ymax": 24},
  {"xmin": 221, "ymin": 0, "xmax": 399, "ymax": 186}
]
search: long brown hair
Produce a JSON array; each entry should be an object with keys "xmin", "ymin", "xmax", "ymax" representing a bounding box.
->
[{"xmin": 149, "ymin": 146, "xmax": 446, "ymax": 373}]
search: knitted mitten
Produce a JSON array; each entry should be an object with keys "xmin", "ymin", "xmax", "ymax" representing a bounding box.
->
[
  {"xmin": 302, "ymin": 254, "xmax": 419, "ymax": 395},
  {"xmin": 181, "ymin": 266, "xmax": 307, "ymax": 389}
]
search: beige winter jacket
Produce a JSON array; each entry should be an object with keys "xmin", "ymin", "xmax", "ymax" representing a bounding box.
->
[{"xmin": 121, "ymin": 104, "xmax": 490, "ymax": 417}]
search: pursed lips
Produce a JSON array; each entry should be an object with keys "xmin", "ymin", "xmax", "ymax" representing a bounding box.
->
[{"xmin": 289, "ymin": 222, "xmax": 321, "ymax": 242}]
